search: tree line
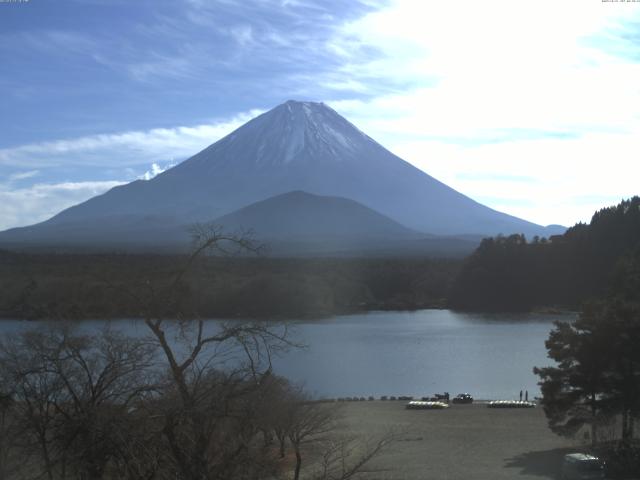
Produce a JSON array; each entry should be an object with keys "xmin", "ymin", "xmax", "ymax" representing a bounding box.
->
[
  {"xmin": 0, "ymin": 250, "xmax": 459, "ymax": 321},
  {"xmin": 534, "ymin": 226, "xmax": 640, "ymax": 477},
  {"xmin": 4, "ymin": 197, "xmax": 640, "ymax": 320},
  {"xmin": 450, "ymin": 196, "xmax": 640, "ymax": 311}
]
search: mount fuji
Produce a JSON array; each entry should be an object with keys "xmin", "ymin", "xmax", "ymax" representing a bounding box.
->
[{"xmin": 0, "ymin": 100, "xmax": 563, "ymax": 253}]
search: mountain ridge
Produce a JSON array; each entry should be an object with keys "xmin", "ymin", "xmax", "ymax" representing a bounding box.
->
[
  {"xmin": 0, "ymin": 100, "xmax": 565, "ymax": 253},
  {"xmin": 0, "ymin": 190, "xmax": 481, "ymax": 256}
]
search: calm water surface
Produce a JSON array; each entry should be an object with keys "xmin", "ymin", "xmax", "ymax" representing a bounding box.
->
[{"xmin": 1, "ymin": 309, "xmax": 575, "ymax": 400}]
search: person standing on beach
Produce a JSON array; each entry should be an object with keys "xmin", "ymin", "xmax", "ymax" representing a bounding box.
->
[
  {"xmin": 519, "ymin": 390, "xmax": 523, "ymax": 401},
  {"xmin": 525, "ymin": 390, "xmax": 528, "ymax": 401}
]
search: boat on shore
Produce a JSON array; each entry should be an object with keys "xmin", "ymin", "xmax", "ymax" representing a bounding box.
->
[
  {"xmin": 487, "ymin": 400, "xmax": 536, "ymax": 408},
  {"xmin": 406, "ymin": 401, "xmax": 449, "ymax": 410}
]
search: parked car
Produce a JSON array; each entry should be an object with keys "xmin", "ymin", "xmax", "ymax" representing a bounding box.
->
[
  {"xmin": 452, "ymin": 393, "xmax": 473, "ymax": 404},
  {"xmin": 561, "ymin": 453, "xmax": 605, "ymax": 480}
]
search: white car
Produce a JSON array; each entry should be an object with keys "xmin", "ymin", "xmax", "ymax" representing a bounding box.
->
[{"xmin": 561, "ymin": 453, "xmax": 605, "ymax": 480}]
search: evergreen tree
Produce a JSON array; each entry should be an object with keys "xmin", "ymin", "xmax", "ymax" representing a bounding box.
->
[
  {"xmin": 534, "ymin": 299, "xmax": 640, "ymax": 445},
  {"xmin": 451, "ymin": 196, "xmax": 640, "ymax": 311}
]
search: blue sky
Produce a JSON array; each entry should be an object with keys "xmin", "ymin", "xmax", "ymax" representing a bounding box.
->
[{"xmin": 1, "ymin": 0, "xmax": 640, "ymax": 230}]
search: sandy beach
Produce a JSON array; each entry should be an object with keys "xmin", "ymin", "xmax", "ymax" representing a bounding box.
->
[{"xmin": 334, "ymin": 401, "xmax": 583, "ymax": 480}]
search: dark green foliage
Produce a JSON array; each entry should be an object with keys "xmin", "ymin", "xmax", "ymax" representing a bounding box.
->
[
  {"xmin": 534, "ymin": 231, "xmax": 640, "ymax": 461},
  {"xmin": 0, "ymin": 254, "xmax": 460, "ymax": 320},
  {"xmin": 449, "ymin": 234, "xmax": 536, "ymax": 311},
  {"xmin": 450, "ymin": 197, "xmax": 640, "ymax": 311},
  {"xmin": 535, "ymin": 298, "xmax": 640, "ymax": 441},
  {"xmin": 593, "ymin": 441, "xmax": 640, "ymax": 479},
  {"xmin": 535, "ymin": 299, "xmax": 640, "ymax": 476},
  {"xmin": 534, "ymin": 303, "xmax": 618, "ymax": 443},
  {"xmin": 610, "ymin": 245, "xmax": 640, "ymax": 304}
]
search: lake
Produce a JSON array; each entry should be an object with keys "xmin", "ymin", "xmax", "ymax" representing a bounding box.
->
[{"xmin": 0, "ymin": 309, "xmax": 574, "ymax": 400}]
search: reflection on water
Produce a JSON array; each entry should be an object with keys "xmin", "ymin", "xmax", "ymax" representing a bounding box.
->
[{"xmin": 0, "ymin": 309, "xmax": 575, "ymax": 400}]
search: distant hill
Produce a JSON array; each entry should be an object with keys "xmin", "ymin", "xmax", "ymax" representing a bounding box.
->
[
  {"xmin": 0, "ymin": 191, "xmax": 479, "ymax": 257},
  {"xmin": 0, "ymin": 100, "xmax": 563, "ymax": 253},
  {"xmin": 214, "ymin": 190, "xmax": 421, "ymax": 239},
  {"xmin": 213, "ymin": 191, "xmax": 482, "ymax": 257},
  {"xmin": 449, "ymin": 196, "xmax": 640, "ymax": 311}
]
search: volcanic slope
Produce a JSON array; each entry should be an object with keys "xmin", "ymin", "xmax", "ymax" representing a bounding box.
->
[{"xmin": 0, "ymin": 100, "xmax": 563, "ymax": 251}]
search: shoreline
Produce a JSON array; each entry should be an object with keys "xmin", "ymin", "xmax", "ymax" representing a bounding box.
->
[
  {"xmin": 333, "ymin": 401, "xmax": 581, "ymax": 480},
  {"xmin": 0, "ymin": 304, "xmax": 577, "ymax": 323}
]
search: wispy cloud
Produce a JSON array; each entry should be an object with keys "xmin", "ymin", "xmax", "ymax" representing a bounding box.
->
[
  {"xmin": 1, "ymin": 29, "xmax": 99, "ymax": 57},
  {"xmin": 0, "ymin": 180, "xmax": 125, "ymax": 231},
  {"xmin": 120, "ymin": 0, "xmax": 382, "ymax": 89},
  {"xmin": 7, "ymin": 170, "xmax": 40, "ymax": 182},
  {"xmin": 0, "ymin": 109, "xmax": 261, "ymax": 230},
  {"xmin": 0, "ymin": 109, "xmax": 263, "ymax": 168}
]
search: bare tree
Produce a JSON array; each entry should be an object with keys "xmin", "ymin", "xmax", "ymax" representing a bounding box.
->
[
  {"xmin": 136, "ymin": 224, "xmax": 401, "ymax": 480},
  {"xmin": 131, "ymin": 223, "xmax": 295, "ymax": 479},
  {"xmin": 278, "ymin": 391, "xmax": 400, "ymax": 480},
  {"xmin": 0, "ymin": 390, "xmax": 18, "ymax": 479},
  {"xmin": 0, "ymin": 223, "xmax": 399, "ymax": 479},
  {"xmin": 287, "ymin": 397, "xmax": 337, "ymax": 480},
  {"xmin": 310, "ymin": 431, "xmax": 399, "ymax": 480},
  {"xmin": 0, "ymin": 325, "xmax": 158, "ymax": 480},
  {"xmin": 252, "ymin": 374, "xmax": 292, "ymax": 458}
]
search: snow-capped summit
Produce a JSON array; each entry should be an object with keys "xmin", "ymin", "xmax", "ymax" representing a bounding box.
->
[{"xmin": 182, "ymin": 100, "xmax": 375, "ymax": 170}]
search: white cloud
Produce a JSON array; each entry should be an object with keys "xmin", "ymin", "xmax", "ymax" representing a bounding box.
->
[
  {"xmin": 140, "ymin": 162, "xmax": 175, "ymax": 180},
  {"xmin": 331, "ymin": 1, "xmax": 640, "ymax": 138},
  {"xmin": 0, "ymin": 109, "xmax": 263, "ymax": 169},
  {"xmin": 324, "ymin": 0, "xmax": 640, "ymax": 226},
  {"xmin": 0, "ymin": 180, "xmax": 125, "ymax": 230},
  {"xmin": 386, "ymin": 129, "xmax": 640, "ymax": 227},
  {"xmin": 0, "ymin": 109, "xmax": 265, "ymax": 230},
  {"xmin": 3, "ymin": 0, "xmax": 639, "ymax": 231}
]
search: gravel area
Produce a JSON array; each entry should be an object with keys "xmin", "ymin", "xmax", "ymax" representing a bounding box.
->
[{"xmin": 334, "ymin": 401, "xmax": 584, "ymax": 480}]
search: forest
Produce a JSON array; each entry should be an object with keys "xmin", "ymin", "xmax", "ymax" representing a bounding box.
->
[
  {"xmin": 450, "ymin": 196, "xmax": 640, "ymax": 312},
  {"xmin": 0, "ymin": 250, "xmax": 459, "ymax": 320},
  {"xmin": 3, "ymin": 197, "xmax": 640, "ymax": 320},
  {"xmin": 531, "ymin": 201, "xmax": 640, "ymax": 477}
]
